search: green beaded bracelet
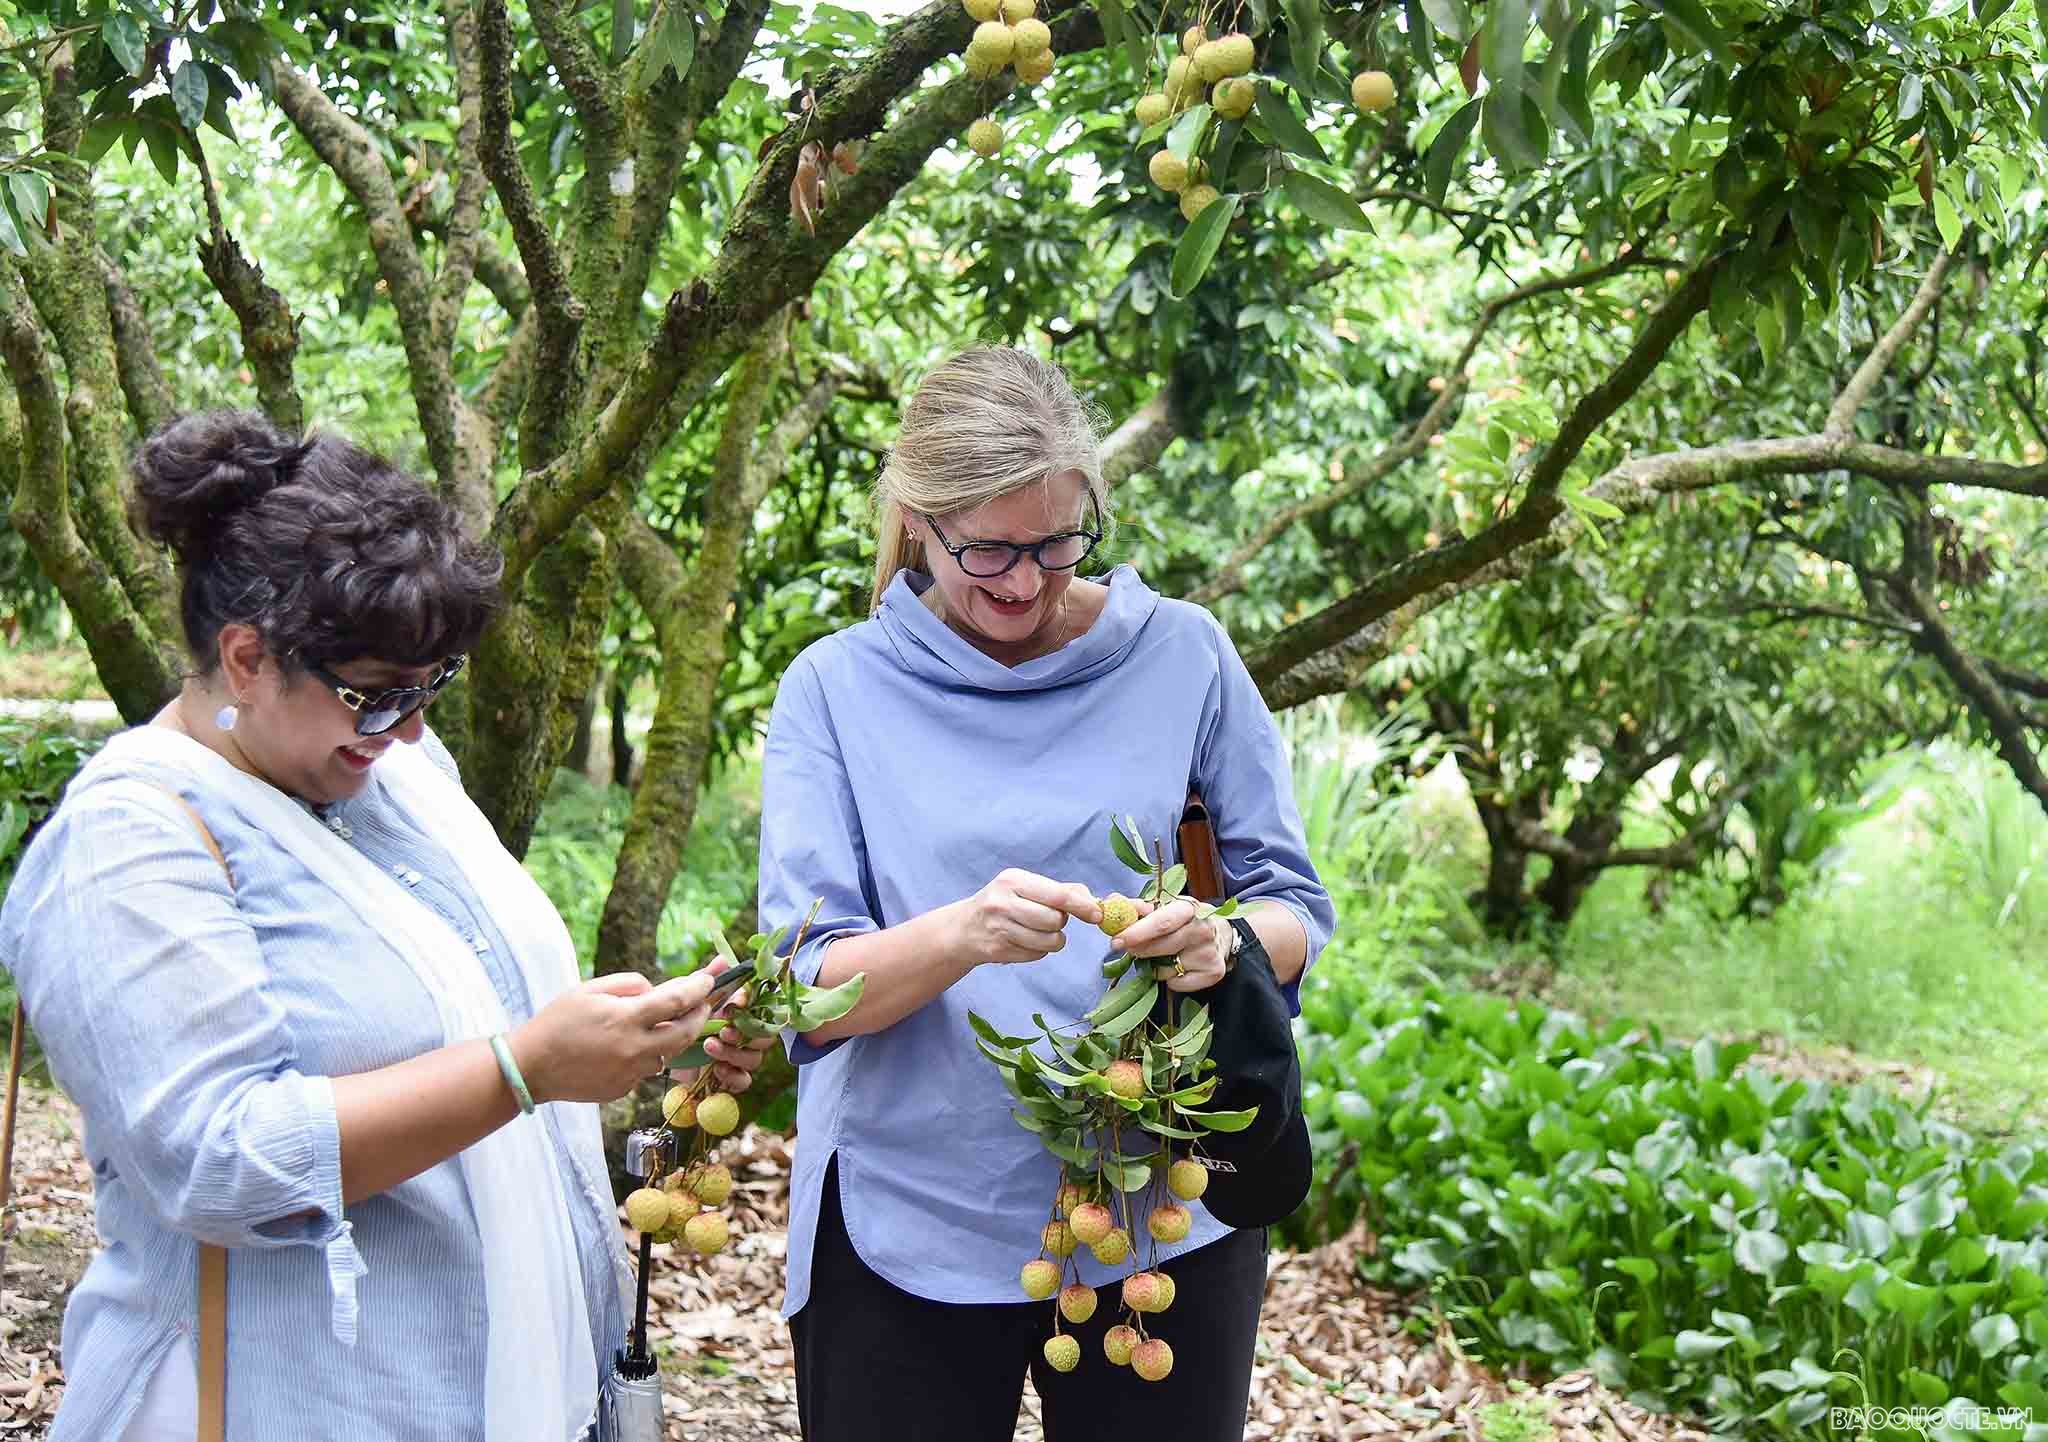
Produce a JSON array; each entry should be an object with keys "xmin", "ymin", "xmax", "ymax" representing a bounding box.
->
[{"xmin": 490, "ymin": 1033, "xmax": 536, "ymax": 1115}]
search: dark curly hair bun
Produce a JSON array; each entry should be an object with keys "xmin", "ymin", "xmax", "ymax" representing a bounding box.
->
[{"xmin": 128, "ymin": 410, "xmax": 503, "ymax": 671}]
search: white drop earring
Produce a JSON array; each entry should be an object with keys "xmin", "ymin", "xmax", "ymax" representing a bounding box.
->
[{"xmin": 214, "ymin": 701, "xmax": 240, "ymax": 732}]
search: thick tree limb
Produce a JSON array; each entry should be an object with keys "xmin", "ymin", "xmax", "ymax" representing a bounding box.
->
[
  {"xmin": 427, "ymin": 0, "xmax": 489, "ymax": 357},
  {"xmin": 1, "ymin": 262, "xmax": 176, "ymax": 716},
  {"xmin": 1101, "ymin": 388, "xmax": 1176, "ymax": 489},
  {"xmin": 99, "ymin": 254, "xmax": 174, "ymax": 436},
  {"xmin": 1508, "ymin": 778, "xmax": 1754, "ymax": 872},
  {"xmin": 194, "ymin": 148, "xmax": 303, "ymax": 430},
  {"xmin": 1828, "ymin": 252, "xmax": 1958, "ymax": 434}
]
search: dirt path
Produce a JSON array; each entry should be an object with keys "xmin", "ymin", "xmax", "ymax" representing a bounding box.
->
[{"xmin": 1, "ymin": 1086, "xmax": 1711, "ymax": 1440}]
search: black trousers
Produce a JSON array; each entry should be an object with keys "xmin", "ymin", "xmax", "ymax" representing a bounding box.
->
[{"xmin": 790, "ymin": 1157, "xmax": 1267, "ymax": 1442}]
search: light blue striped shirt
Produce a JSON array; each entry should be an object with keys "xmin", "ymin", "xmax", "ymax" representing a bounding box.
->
[
  {"xmin": 759, "ymin": 565, "xmax": 1336, "ymax": 1317},
  {"xmin": 0, "ymin": 730, "xmax": 624, "ymax": 1442}
]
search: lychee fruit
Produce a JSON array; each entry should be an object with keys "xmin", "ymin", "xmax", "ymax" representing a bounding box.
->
[
  {"xmin": 1154, "ymin": 1273, "xmax": 1177, "ymax": 1310},
  {"xmin": 695, "ymin": 1092, "xmax": 740, "ymax": 1137},
  {"xmin": 1069, "ymin": 1202, "xmax": 1114, "ymax": 1245},
  {"xmin": 1167, "ymin": 1158, "xmax": 1208, "ymax": 1200},
  {"xmin": 1212, "ymin": 76, "xmax": 1256, "ymax": 120},
  {"xmin": 1103, "ymin": 1324, "xmax": 1140, "ymax": 1365},
  {"xmin": 967, "ymin": 118, "xmax": 1004, "ymax": 158},
  {"xmin": 1132, "ymin": 1337, "xmax": 1174, "ymax": 1381},
  {"xmin": 1014, "ymin": 49, "xmax": 1054, "ymax": 84},
  {"xmin": 1001, "ymin": 0, "xmax": 1033, "ymax": 19},
  {"xmin": 962, "ymin": 0, "xmax": 1001, "ymax": 18},
  {"xmin": 1179, "ymin": 184, "xmax": 1221, "ymax": 223},
  {"xmin": 1042, "ymin": 1333, "xmax": 1081, "ymax": 1373},
  {"xmin": 1181, "ymin": 24, "xmax": 1206, "ymax": 54},
  {"xmin": 666, "ymin": 1192, "xmax": 699, "ymax": 1228},
  {"xmin": 624, "ymin": 1187, "xmax": 671, "ymax": 1233},
  {"xmin": 1136, "ymin": 93, "xmax": 1171, "ymax": 128},
  {"xmin": 1055, "ymin": 1182, "xmax": 1087, "ymax": 1218},
  {"xmin": 1105, "ymin": 1058, "xmax": 1146, "ymax": 1099},
  {"xmin": 1021, "ymin": 1258, "xmax": 1062, "ymax": 1299},
  {"xmin": 965, "ymin": 21, "xmax": 1015, "ymax": 77},
  {"xmin": 1098, "ymin": 893, "xmax": 1139, "ymax": 937},
  {"xmin": 1351, "ymin": 69, "xmax": 1396, "ymax": 113},
  {"xmin": 682, "ymin": 1210, "xmax": 729, "ymax": 1254},
  {"xmin": 692, "ymin": 1164, "xmax": 734, "ymax": 1206},
  {"xmin": 1058, "ymin": 1282, "xmax": 1098, "ymax": 1324},
  {"xmin": 1194, "ymin": 34, "xmax": 1255, "ymax": 82},
  {"xmin": 1148, "ymin": 1203, "xmax": 1192, "ymax": 1242},
  {"xmin": 662, "ymin": 1085, "xmax": 697, "ymax": 1129},
  {"xmin": 1042, "ymin": 1219, "xmax": 1077, "ymax": 1258},
  {"xmin": 1164, "ymin": 55, "xmax": 1201, "ymax": 110},
  {"xmin": 1089, "ymin": 1226, "xmax": 1131, "ymax": 1266},
  {"xmin": 1121, "ymin": 1270, "xmax": 1166, "ymax": 1312},
  {"xmin": 1148, "ymin": 152, "xmax": 1190, "ymax": 194},
  {"xmin": 1011, "ymin": 16, "xmax": 1051, "ymax": 58}
]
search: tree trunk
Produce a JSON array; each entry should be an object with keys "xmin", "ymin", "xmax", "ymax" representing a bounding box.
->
[
  {"xmin": 1471, "ymin": 789, "xmax": 1543, "ymax": 934},
  {"xmin": 1535, "ymin": 812, "xmax": 1625, "ymax": 926},
  {"xmin": 563, "ymin": 679, "xmax": 600, "ymax": 779}
]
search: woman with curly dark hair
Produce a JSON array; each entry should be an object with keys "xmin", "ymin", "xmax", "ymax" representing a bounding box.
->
[{"xmin": 1, "ymin": 411, "xmax": 769, "ymax": 1442}]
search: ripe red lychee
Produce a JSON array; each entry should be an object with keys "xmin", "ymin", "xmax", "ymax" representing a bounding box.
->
[
  {"xmin": 1148, "ymin": 1203, "xmax": 1192, "ymax": 1243},
  {"xmin": 1103, "ymin": 1324, "xmax": 1140, "ymax": 1365},
  {"xmin": 1069, "ymin": 1202, "xmax": 1114, "ymax": 1245},
  {"xmin": 1105, "ymin": 1058, "xmax": 1145, "ymax": 1099},
  {"xmin": 1089, "ymin": 1226, "xmax": 1131, "ymax": 1266},
  {"xmin": 1167, "ymin": 1158, "xmax": 1208, "ymax": 1200},
  {"xmin": 1043, "ymin": 1333, "xmax": 1081, "ymax": 1372},
  {"xmin": 1042, "ymin": 1219, "xmax": 1077, "ymax": 1258},
  {"xmin": 1020, "ymin": 1259, "xmax": 1061, "ymax": 1299},
  {"xmin": 1058, "ymin": 1282, "xmax": 1098, "ymax": 1324},
  {"xmin": 1132, "ymin": 1336, "xmax": 1174, "ymax": 1381},
  {"xmin": 695, "ymin": 1091, "xmax": 740, "ymax": 1137},
  {"xmin": 1121, "ymin": 1270, "xmax": 1166, "ymax": 1312},
  {"xmin": 1055, "ymin": 1182, "xmax": 1087, "ymax": 1218}
]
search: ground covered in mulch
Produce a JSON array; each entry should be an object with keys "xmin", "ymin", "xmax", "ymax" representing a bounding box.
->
[{"xmin": 1, "ymin": 1085, "xmax": 1716, "ymax": 1440}]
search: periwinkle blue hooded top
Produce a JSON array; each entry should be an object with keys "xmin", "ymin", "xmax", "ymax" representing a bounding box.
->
[{"xmin": 759, "ymin": 564, "xmax": 1336, "ymax": 1316}]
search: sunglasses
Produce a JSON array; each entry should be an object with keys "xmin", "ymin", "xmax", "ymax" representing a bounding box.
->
[{"xmin": 306, "ymin": 655, "xmax": 467, "ymax": 737}]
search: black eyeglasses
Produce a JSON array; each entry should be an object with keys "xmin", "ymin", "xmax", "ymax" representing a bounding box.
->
[
  {"xmin": 306, "ymin": 655, "xmax": 467, "ymax": 736},
  {"xmin": 922, "ymin": 495, "xmax": 1104, "ymax": 579}
]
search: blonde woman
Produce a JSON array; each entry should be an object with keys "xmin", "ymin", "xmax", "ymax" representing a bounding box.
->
[{"xmin": 757, "ymin": 349, "xmax": 1336, "ymax": 1439}]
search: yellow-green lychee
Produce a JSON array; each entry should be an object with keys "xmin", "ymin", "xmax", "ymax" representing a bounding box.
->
[
  {"xmin": 1121, "ymin": 1270, "xmax": 1166, "ymax": 1312},
  {"xmin": 1011, "ymin": 16, "xmax": 1050, "ymax": 58},
  {"xmin": 1105, "ymin": 1058, "xmax": 1145, "ymax": 1099},
  {"xmin": 1058, "ymin": 1281, "xmax": 1098, "ymax": 1324},
  {"xmin": 692, "ymin": 1163, "xmax": 734, "ymax": 1206},
  {"xmin": 1001, "ymin": 0, "xmax": 1033, "ymax": 19},
  {"xmin": 1154, "ymin": 1272, "xmax": 1177, "ymax": 1310},
  {"xmin": 624, "ymin": 1187, "xmax": 670, "ymax": 1233},
  {"xmin": 1135, "ymin": 93, "xmax": 1171, "ymax": 128},
  {"xmin": 1351, "ymin": 69, "xmax": 1396, "ymax": 113},
  {"xmin": 1194, "ymin": 34, "xmax": 1255, "ymax": 82},
  {"xmin": 696, "ymin": 1091, "xmax": 740, "ymax": 1137},
  {"xmin": 1182, "ymin": 24, "xmax": 1207, "ymax": 54},
  {"xmin": 1090, "ymin": 1226, "xmax": 1131, "ymax": 1266},
  {"xmin": 682, "ymin": 1210, "xmax": 729, "ymax": 1254},
  {"xmin": 1042, "ymin": 1219, "xmax": 1077, "ymax": 1258},
  {"xmin": 662, "ymin": 1085, "xmax": 697, "ymax": 1129},
  {"xmin": 1055, "ymin": 1181, "xmax": 1087, "ymax": 1218},
  {"xmin": 1148, "ymin": 1202, "xmax": 1192, "ymax": 1243},
  {"xmin": 962, "ymin": 0, "xmax": 1001, "ymax": 18},
  {"xmin": 1069, "ymin": 1201, "xmax": 1113, "ymax": 1245},
  {"xmin": 1180, "ymin": 184, "xmax": 1221, "ymax": 223},
  {"xmin": 967, "ymin": 118, "xmax": 1004, "ymax": 158},
  {"xmin": 1167, "ymin": 1158, "xmax": 1209, "ymax": 1201},
  {"xmin": 666, "ymin": 1191, "xmax": 699, "ymax": 1229},
  {"xmin": 1132, "ymin": 1336, "xmax": 1174, "ymax": 1381},
  {"xmin": 1014, "ymin": 48, "xmax": 1054, "ymax": 84},
  {"xmin": 1103, "ymin": 1324, "xmax": 1140, "ymax": 1365},
  {"xmin": 1164, "ymin": 55, "xmax": 1201, "ymax": 110},
  {"xmin": 1021, "ymin": 1258, "xmax": 1062, "ymax": 1299},
  {"xmin": 1212, "ymin": 76, "xmax": 1256, "ymax": 119},
  {"xmin": 1043, "ymin": 1333, "xmax": 1081, "ymax": 1373},
  {"xmin": 1099, "ymin": 893, "xmax": 1139, "ymax": 936},
  {"xmin": 1148, "ymin": 151, "xmax": 1190, "ymax": 194},
  {"xmin": 965, "ymin": 21, "xmax": 1014, "ymax": 77}
]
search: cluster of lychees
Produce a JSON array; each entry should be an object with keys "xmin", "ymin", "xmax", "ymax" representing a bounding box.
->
[
  {"xmin": 621, "ymin": 1083, "xmax": 745, "ymax": 1255},
  {"xmin": 1024, "ymin": 1153, "xmax": 1210, "ymax": 1382},
  {"xmin": 958, "ymin": 0, "xmax": 1056, "ymax": 159}
]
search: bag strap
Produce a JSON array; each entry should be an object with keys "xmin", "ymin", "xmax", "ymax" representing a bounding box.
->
[
  {"xmin": 1177, "ymin": 787, "xmax": 1228, "ymax": 903},
  {"xmin": 0, "ymin": 778, "xmax": 233, "ymax": 1440}
]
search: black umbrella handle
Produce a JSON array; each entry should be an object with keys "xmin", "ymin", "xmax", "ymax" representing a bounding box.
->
[{"xmin": 622, "ymin": 1230, "xmax": 657, "ymax": 1377}]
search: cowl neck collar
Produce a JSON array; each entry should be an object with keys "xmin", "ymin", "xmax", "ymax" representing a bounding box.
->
[{"xmin": 876, "ymin": 563, "xmax": 1161, "ymax": 694}]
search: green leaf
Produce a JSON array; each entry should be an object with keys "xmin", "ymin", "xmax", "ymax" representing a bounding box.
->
[
  {"xmin": 1096, "ymin": 986, "xmax": 1160, "ymax": 1040},
  {"xmin": 712, "ymin": 929, "xmax": 741, "ymax": 969},
  {"xmin": 1169, "ymin": 190, "xmax": 1239, "ymax": 299},
  {"xmin": 171, "ymin": 62, "xmax": 209, "ymax": 133},
  {"xmin": 1254, "ymin": 85, "xmax": 1327, "ymax": 163},
  {"xmin": 1898, "ymin": 73, "xmax": 1924, "ymax": 124},
  {"xmin": 1087, "ymin": 970, "xmax": 1157, "ymax": 1027},
  {"xmin": 140, "ymin": 117, "xmax": 180, "ymax": 184},
  {"xmin": 1425, "ymin": 100, "xmax": 1481, "ymax": 205},
  {"xmin": 1282, "ymin": 0, "xmax": 1325, "ymax": 97},
  {"xmin": 790, "ymin": 973, "xmax": 865, "ymax": 1031},
  {"xmin": 0, "ymin": 197, "xmax": 21, "ymax": 258},
  {"xmin": 1641, "ymin": 0, "xmax": 1732, "ymax": 63},
  {"xmin": 1969, "ymin": 1311, "xmax": 2021, "ymax": 1357},
  {"xmin": 1674, "ymin": 1329, "xmax": 1735, "ymax": 1361},
  {"xmin": 1158, "ymin": 863, "xmax": 1188, "ymax": 898},
  {"xmin": 103, "ymin": 13, "xmax": 149, "ymax": 77},
  {"xmin": 1167, "ymin": 104, "xmax": 1212, "ymax": 162},
  {"xmin": 1976, "ymin": 0, "xmax": 2017, "ymax": 21},
  {"xmin": 1280, "ymin": 169, "xmax": 1372, "ymax": 231},
  {"xmin": 1108, "ymin": 816, "xmax": 1149, "ymax": 874},
  {"xmin": 6, "ymin": 174, "xmax": 48, "ymax": 234},
  {"xmin": 1735, "ymin": 1228, "xmax": 1790, "ymax": 1278},
  {"xmin": 1421, "ymin": 0, "xmax": 1473, "ymax": 42},
  {"xmin": 1934, "ymin": 189, "xmax": 1963, "ymax": 250},
  {"xmin": 667, "ymin": 1041, "xmax": 711, "ymax": 1071},
  {"xmin": 630, "ymin": 1, "xmax": 697, "ymax": 96},
  {"xmin": 1177, "ymin": 1104, "xmax": 1258, "ymax": 1132},
  {"xmin": 1101, "ymin": 954, "xmax": 1134, "ymax": 981}
]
